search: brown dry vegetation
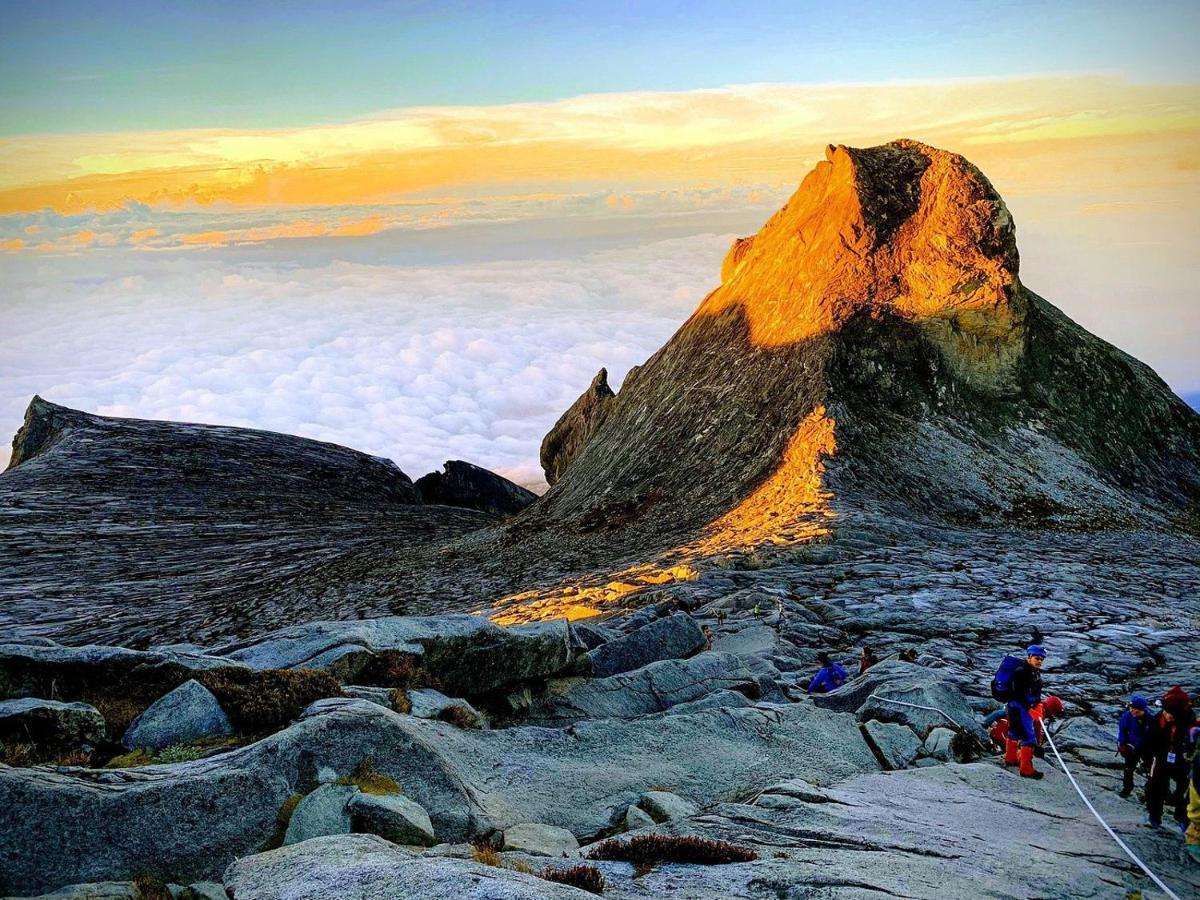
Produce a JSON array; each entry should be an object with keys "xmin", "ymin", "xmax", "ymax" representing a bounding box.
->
[
  {"xmin": 586, "ymin": 834, "xmax": 758, "ymax": 867},
  {"xmin": 541, "ymin": 864, "xmax": 606, "ymax": 894}
]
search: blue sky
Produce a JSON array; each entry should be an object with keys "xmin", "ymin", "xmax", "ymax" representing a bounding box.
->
[{"xmin": 2, "ymin": 0, "xmax": 1198, "ymax": 134}]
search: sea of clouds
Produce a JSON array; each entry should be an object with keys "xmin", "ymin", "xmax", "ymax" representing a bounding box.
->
[{"xmin": 0, "ymin": 221, "xmax": 741, "ymax": 489}]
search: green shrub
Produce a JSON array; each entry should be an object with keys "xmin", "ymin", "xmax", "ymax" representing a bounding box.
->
[{"xmin": 131, "ymin": 872, "xmax": 171, "ymax": 900}]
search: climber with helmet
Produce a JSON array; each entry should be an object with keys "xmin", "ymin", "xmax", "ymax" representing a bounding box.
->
[
  {"xmin": 991, "ymin": 644, "xmax": 1048, "ymax": 779},
  {"xmin": 1143, "ymin": 685, "xmax": 1196, "ymax": 830}
]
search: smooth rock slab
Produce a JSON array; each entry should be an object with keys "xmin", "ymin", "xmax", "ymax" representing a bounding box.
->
[
  {"xmin": 502, "ymin": 822, "xmax": 580, "ymax": 857},
  {"xmin": 0, "ymin": 698, "xmax": 105, "ymax": 754},
  {"xmin": 122, "ymin": 679, "xmax": 233, "ymax": 751},
  {"xmin": 349, "ymin": 792, "xmax": 436, "ymax": 846},
  {"xmin": 223, "ymin": 834, "xmax": 593, "ymax": 899},
  {"xmin": 283, "ymin": 783, "xmax": 358, "ymax": 845},
  {"xmin": 588, "ymin": 613, "xmax": 705, "ymax": 677}
]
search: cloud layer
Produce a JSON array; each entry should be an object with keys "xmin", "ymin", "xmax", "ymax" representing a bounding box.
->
[{"xmin": 0, "ymin": 229, "xmax": 732, "ymax": 488}]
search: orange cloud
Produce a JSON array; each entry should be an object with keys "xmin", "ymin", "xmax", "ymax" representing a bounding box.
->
[
  {"xmin": 129, "ymin": 227, "xmax": 161, "ymax": 243},
  {"xmin": 0, "ymin": 238, "xmax": 24, "ymax": 252},
  {"xmin": 172, "ymin": 215, "xmax": 389, "ymax": 248},
  {"xmin": 0, "ymin": 76, "xmax": 1194, "ymax": 216}
]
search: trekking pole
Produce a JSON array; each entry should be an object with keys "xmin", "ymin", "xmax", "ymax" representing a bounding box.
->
[{"xmin": 1043, "ymin": 728, "xmax": 1182, "ymax": 900}]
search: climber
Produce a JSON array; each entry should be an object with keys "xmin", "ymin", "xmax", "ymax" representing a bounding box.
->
[
  {"xmin": 807, "ymin": 652, "xmax": 849, "ymax": 694},
  {"xmin": 991, "ymin": 644, "xmax": 1047, "ymax": 779},
  {"xmin": 859, "ymin": 644, "xmax": 879, "ymax": 675},
  {"xmin": 1143, "ymin": 685, "xmax": 1196, "ymax": 830},
  {"xmin": 985, "ymin": 694, "xmax": 1062, "ymax": 755},
  {"xmin": 1117, "ymin": 695, "xmax": 1151, "ymax": 799}
]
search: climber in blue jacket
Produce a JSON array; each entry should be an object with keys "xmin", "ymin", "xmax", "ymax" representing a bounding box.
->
[
  {"xmin": 807, "ymin": 652, "xmax": 849, "ymax": 694},
  {"xmin": 1117, "ymin": 695, "xmax": 1151, "ymax": 798}
]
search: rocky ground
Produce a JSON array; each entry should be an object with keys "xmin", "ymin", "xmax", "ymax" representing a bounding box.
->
[{"xmin": 1, "ymin": 521, "xmax": 1197, "ymax": 899}]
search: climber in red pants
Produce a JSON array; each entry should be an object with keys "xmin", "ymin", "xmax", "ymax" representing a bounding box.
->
[{"xmin": 991, "ymin": 645, "xmax": 1048, "ymax": 779}]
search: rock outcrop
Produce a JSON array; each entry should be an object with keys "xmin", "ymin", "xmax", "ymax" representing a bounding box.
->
[
  {"xmin": 525, "ymin": 141, "xmax": 1200, "ymax": 556},
  {"xmin": 415, "ymin": 460, "xmax": 537, "ymax": 516},
  {"xmin": 0, "ymin": 398, "xmax": 493, "ymax": 646},
  {"xmin": 539, "ymin": 368, "xmax": 616, "ymax": 486}
]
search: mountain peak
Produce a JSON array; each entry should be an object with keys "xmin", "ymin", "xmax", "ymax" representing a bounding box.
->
[{"xmin": 706, "ymin": 140, "xmax": 1024, "ymax": 387}]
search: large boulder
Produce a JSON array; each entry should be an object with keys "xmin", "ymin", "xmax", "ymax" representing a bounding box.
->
[
  {"xmin": 415, "ymin": 461, "xmax": 537, "ymax": 516},
  {"xmin": 223, "ymin": 834, "xmax": 593, "ymax": 900},
  {"xmin": 121, "ymin": 680, "xmax": 233, "ymax": 752},
  {"xmin": 531, "ymin": 652, "xmax": 759, "ymax": 723},
  {"xmin": 0, "ymin": 696, "xmax": 876, "ymax": 893},
  {"xmin": 209, "ymin": 615, "xmax": 586, "ymax": 695},
  {"xmin": 0, "ymin": 764, "xmax": 288, "ymax": 895},
  {"xmin": 588, "ymin": 613, "xmax": 705, "ymax": 678},
  {"xmin": 862, "ymin": 720, "xmax": 923, "ymax": 770},
  {"xmin": 0, "ymin": 698, "xmax": 105, "ymax": 756},
  {"xmin": 349, "ymin": 792, "xmax": 436, "ymax": 846},
  {"xmin": 407, "ymin": 689, "xmax": 485, "ymax": 728},
  {"xmin": 283, "ymin": 783, "xmax": 358, "ymax": 845}
]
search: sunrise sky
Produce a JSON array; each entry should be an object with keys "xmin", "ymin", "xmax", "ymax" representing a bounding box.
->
[{"xmin": 1, "ymin": 1, "xmax": 1197, "ymax": 487}]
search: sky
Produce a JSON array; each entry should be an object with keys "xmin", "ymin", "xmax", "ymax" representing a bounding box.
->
[{"xmin": 1, "ymin": 2, "xmax": 1197, "ymax": 487}]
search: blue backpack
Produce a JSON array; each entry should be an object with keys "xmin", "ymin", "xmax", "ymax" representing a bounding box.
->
[{"xmin": 991, "ymin": 655, "xmax": 1023, "ymax": 702}]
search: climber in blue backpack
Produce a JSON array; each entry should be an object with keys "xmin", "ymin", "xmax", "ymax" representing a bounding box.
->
[
  {"xmin": 807, "ymin": 652, "xmax": 849, "ymax": 694},
  {"xmin": 991, "ymin": 644, "xmax": 1047, "ymax": 779}
]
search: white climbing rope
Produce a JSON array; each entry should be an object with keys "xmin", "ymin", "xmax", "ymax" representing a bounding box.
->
[
  {"xmin": 1043, "ymin": 728, "xmax": 1182, "ymax": 900},
  {"xmin": 867, "ymin": 693, "xmax": 1183, "ymax": 900},
  {"xmin": 866, "ymin": 693, "xmax": 963, "ymax": 728}
]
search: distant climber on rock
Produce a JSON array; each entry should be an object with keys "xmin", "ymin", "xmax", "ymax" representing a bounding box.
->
[
  {"xmin": 1117, "ymin": 695, "xmax": 1151, "ymax": 799},
  {"xmin": 1186, "ymin": 726, "xmax": 1200, "ymax": 863},
  {"xmin": 807, "ymin": 652, "xmax": 849, "ymax": 694},
  {"xmin": 991, "ymin": 645, "xmax": 1047, "ymax": 779},
  {"xmin": 1142, "ymin": 685, "xmax": 1195, "ymax": 830},
  {"xmin": 859, "ymin": 644, "xmax": 879, "ymax": 675}
]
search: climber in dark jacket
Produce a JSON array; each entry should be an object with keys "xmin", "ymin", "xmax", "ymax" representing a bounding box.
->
[
  {"xmin": 1143, "ymin": 685, "xmax": 1195, "ymax": 829},
  {"xmin": 1004, "ymin": 645, "xmax": 1046, "ymax": 779},
  {"xmin": 807, "ymin": 652, "xmax": 849, "ymax": 694},
  {"xmin": 1117, "ymin": 695, "xmax": 1151, "ymax": 798}
]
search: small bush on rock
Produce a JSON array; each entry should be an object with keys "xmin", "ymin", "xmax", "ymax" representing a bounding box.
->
[
  {"xmin": 265, "ymin": 794, "xmax": 304, "ymax": 850},
  {"xmin": 0, "ymin": 742, "xmax": 36, "ymax": 767},
  {"xmin": 196, "ymin": 668, "xmax": 343, "ymax": 734},
  {"xmin": 131, "ymin": 872, "xmax": 171, "ymax": 900},
  {"xmin": 336, "ymin": 757, "xmax": 402, "ymax": 795},
  {"xmin": 390, "ymin": 688, "xmax": 413, "ymax": 714},
  {"xmin": 541, "ymin": 864, "xmax": 606, "ymax": 894},
  {"xmin": 587, "ymin": 834, "xmax": 758, "ymax": 866}
]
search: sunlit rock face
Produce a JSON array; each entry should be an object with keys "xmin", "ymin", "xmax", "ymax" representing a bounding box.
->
[{"xmin": 530, "ymin": 140, "xmax": 1200, "ymax": 553}]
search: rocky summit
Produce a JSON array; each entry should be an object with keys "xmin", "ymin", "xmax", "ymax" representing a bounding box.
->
[{"xmin": 0, "ymin": 141, "xmax": 1198, "ymax": 899}]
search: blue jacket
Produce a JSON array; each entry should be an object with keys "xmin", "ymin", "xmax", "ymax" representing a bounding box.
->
[
  {"xmin": 1117, "ymin": 710, "xmax": 1149, "ymax": 751},
  {"xmin": 808, "ymin": 663, "xmax": 848, "ymax": 694}
]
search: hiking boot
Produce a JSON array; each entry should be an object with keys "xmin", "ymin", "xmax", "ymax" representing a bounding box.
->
[
  {"xmin": 1018, "ymin": 745, "xmax": 1043, "ymax": 779},
  {"xmin": 1004, "ymin": 738, "xmax": 1019, "ymax": 767},
  {"xmin": 1143, "ymin": 817, "xmax": 1162, "ymax": 829},
  {"xmin": 1117, "ymin": 788, "xmax": 1132, "ymax": 798}
]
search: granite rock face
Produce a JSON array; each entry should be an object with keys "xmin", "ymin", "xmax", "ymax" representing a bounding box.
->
[
  {"xmin": 0, "ymin": 398, "xmax": 493, "ymax": 647},
  {"xmin": 416, "ymin": 460, "xmax": 537, "ymax": 516}
]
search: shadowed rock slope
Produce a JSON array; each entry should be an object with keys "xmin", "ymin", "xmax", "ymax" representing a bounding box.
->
[
  {"xmin": 527, "ymin": 140, "xmax": 1200, "ymax": 554},
  {"xmin": 0, "ymin": 399, "xmax": 493, "ymax": 645}
]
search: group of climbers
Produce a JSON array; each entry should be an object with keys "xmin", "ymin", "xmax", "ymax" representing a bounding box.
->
[{"xmin": 1118, "ymin": 686, "xmax": 1197, "ymax": 836}]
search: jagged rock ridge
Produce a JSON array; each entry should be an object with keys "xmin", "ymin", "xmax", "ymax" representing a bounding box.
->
[
  {"xmin": 415, "ymin": 460, "xmax": 536, "ymax": 516},
  {"xmin": 539, "ymin": 367, "xmax": 616, "ymax": 486}
]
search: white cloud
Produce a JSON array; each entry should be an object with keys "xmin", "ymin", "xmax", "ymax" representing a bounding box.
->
[{"xmin": 0, "ymin": 229, "xmax": 733, "ymax": 489}]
